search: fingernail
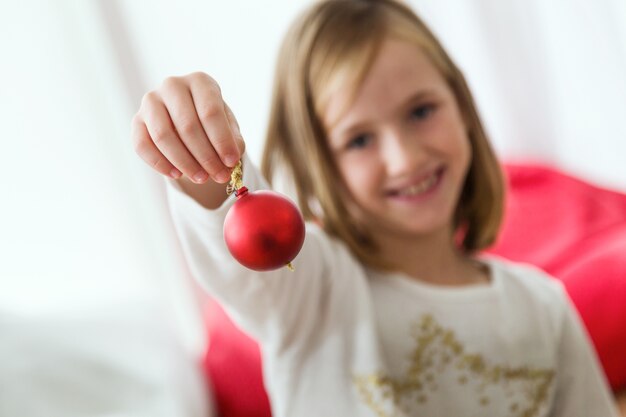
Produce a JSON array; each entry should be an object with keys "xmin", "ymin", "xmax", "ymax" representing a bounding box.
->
[
  {"xmin": 224, "ymin": 154, "xmax": 238, "ymax": 168},
  {"xmin": 193, "ymin": 171, "xmax": 209, "ymax": 183},
  {"xmin": 170, "ymin": 169, "xmax": 182, "ymax": 179},
  {"xmin": 215, "ymin": 169, "xmax": 230, "ymax": 183}
]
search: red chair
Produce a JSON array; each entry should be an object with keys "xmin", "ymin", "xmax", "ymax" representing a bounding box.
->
[{"xmin": 201, "ymin": 163, "xmax": 626, "ymax": 417}]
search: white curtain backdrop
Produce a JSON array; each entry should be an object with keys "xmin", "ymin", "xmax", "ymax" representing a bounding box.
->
[
  {"xmin": 1, "ymin": 0, "xmax": 624, "ymax": 415},
  {"xmin": 1, "ymin": 1, "xmax": 210, "ymax": 416}
]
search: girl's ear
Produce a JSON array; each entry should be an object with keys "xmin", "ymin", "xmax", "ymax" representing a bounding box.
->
[
  {"xmin": 312, "ymin": 217, "xmax": 325, "ymax": 228},
  {"xmin": 308, "ymin": 196, "xmax": 325, "ymax": 222}
]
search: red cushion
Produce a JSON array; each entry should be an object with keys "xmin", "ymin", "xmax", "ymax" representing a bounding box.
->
[
  {"xmin": 201, "ymin": 163, "xmax": 626, "ymax": 417},
  {"xmin": 203, "ymin": 300, "xmax": 271, "ymax": 417}
]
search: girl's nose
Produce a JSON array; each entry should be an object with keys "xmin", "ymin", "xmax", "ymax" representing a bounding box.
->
[{"xmin": 381, "ymin": 128, "xmax": 424, "ymax": 177}]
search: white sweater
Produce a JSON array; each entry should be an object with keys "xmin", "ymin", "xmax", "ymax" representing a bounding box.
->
[{"xmin": 165, "ymin": 157, "xmax": 618, "ymax": 417}]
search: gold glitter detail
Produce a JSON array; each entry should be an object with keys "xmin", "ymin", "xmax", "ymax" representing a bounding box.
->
[
  {"xmin": 226, "ymin": 161, "xmax": 243, "ymax": 195},
  {"xmin": 353, "ymin": 314, "xmax": 555, "ymax": 417}
]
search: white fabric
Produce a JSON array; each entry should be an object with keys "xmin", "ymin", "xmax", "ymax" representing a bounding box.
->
[
  {"xmin": 165, "ymin": 155, "xmax": 618, "ymax": 417},
  {"xmin": 0, "ymin": 304, "xmax": 212, "ymax": 417}
]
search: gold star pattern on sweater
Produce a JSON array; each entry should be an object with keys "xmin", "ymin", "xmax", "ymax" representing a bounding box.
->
[{"xmin": 353, "ymin": 314, "xmax": 555, "ymax": 417}]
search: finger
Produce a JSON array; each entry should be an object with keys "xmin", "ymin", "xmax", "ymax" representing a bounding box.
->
[
  {"xmin": 224, "ymin": 103, "xmax": 246, "ymax": 157},
  {"xmin": 142, "ymin": 94, "xmax": 210, "ymax": 184},
  {"xmin": 161, "ymin": 77, "xmax": 231, "ymax": 183},
  {"xmin": 187, "ymin": 73, "xmax": 241, "ymax": 168},
  {"xmin": 131, "ymin": 115, "xmax": 183, "ymax": 179}
]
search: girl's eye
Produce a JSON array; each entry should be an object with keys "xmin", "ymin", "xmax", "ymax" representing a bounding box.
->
[
  {"xmin": 410, "ymin": 104, "xmax": 436, "ymax": 121},
  {"xmin": 346, "ymin": 134, "xmax": 372, "ymax": 150}
]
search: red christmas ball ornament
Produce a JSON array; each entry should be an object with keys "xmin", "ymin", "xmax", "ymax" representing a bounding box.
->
[{"xmin": 224, "ymin": 186, "xmax": 305, "ymax": 271}]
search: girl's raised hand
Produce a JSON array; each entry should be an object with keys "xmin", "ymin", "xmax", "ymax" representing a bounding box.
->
[{"xmin": 131, "ymin": 72, "xmax": 245, "ymax": 184}]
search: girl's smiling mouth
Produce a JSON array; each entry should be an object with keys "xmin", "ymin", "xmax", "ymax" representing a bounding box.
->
[{"xmin": 386, "ymin": 166, "xmax": 446, "ymax": 201}]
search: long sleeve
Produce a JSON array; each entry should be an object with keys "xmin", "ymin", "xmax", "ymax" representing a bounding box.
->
[
  {"xmin": 164, "ymin": 154, "xmax": 365, "ymax": 353},
  {"xmin": 551, "ymin": 288, "xmax": 619, "ymax": 417}
]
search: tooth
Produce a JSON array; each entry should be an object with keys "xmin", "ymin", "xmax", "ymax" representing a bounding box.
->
[{"xmin": 399, "ymin": 173, "xmax": 437, "ymax": 196}]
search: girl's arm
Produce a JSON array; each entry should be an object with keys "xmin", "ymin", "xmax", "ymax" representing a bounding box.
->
[
  {"xmin": 164, "ymin": 153, "xmax": 366, "ymax": 351},
  {"xmin": 551, "ymin": 292, "xmax": 620, "ymax": 416},
  {"xmin": 176, "ymin": 176, "xmax": 229, "ymax": 209}
]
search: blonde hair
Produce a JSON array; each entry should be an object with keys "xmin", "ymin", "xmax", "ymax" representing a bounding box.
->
[{"xmin": 261, "ymin": 0, "xmax": 504, "ymax": 269}]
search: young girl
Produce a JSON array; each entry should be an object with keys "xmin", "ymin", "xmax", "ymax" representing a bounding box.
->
[{"xmin": 131, "ymin": 1, "xmax": 618, "ymax": 416}]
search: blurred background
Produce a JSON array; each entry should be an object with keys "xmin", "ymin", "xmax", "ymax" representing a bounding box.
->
[{"xmin": 1, "ymin": 0, "xmax": 625, "ymax": 416}]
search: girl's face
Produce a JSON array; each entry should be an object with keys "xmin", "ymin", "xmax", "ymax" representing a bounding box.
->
[{"xmin": 323, "ymin": 39, "xmax": 471, "ymax": 243}]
